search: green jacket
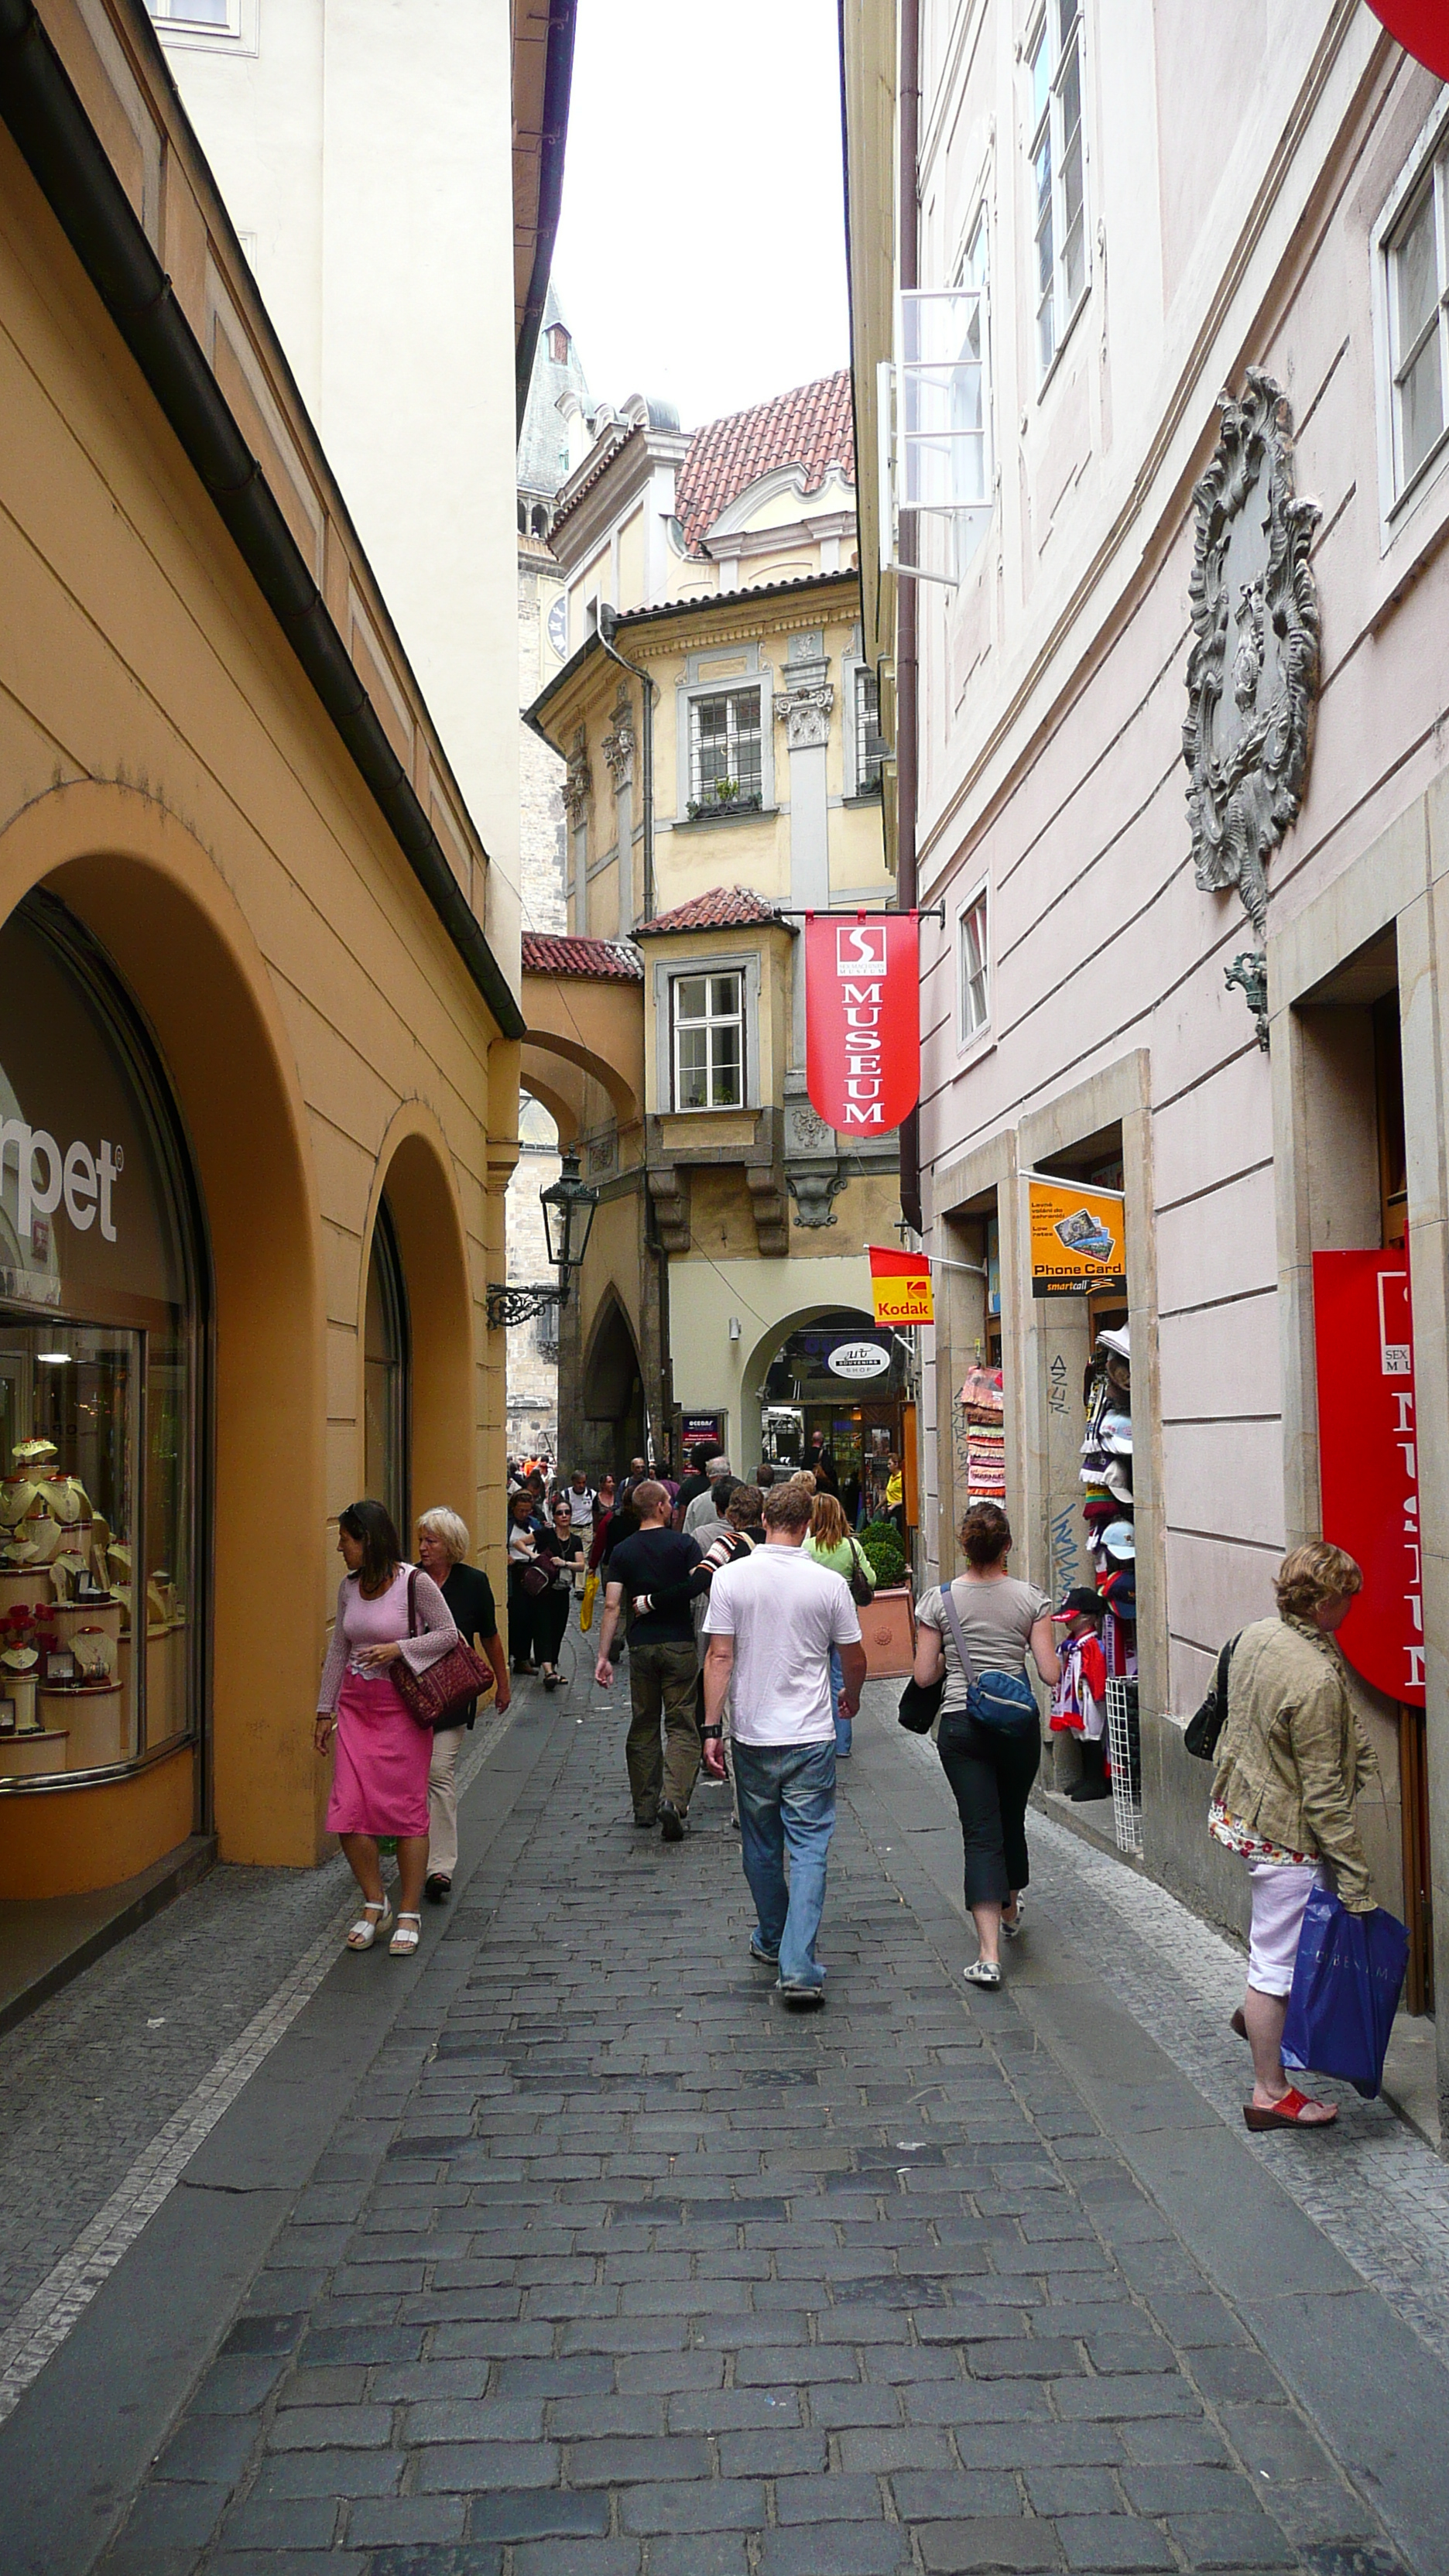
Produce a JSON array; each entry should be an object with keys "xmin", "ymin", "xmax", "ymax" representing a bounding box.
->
[{"xmin": 1211, "ymin": 1614, "xmax": 1376, "ymax": 1911}]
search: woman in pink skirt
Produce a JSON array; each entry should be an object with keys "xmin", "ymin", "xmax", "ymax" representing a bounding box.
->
[{"xmin": 314, "ymin": 1499, "xmax": 459, "ymax": 1957}]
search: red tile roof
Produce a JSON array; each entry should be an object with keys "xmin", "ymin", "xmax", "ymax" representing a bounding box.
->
[
  {"xmin": 675, "ymin": 372, "xmax": 856, "ymax": 556},
  {"xmin": 635, "ymin": 888, "xmax": 791, "ymax": 938},
  {"xmin": 521, "ymin": 933, "xmax": 642, "ymax": 981}
]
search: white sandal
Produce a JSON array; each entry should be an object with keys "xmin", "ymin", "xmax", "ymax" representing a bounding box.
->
[
  {"xmin": 389, "ymin": 1910, "xmax": 422, "ymax": 1957},
  {"xmin": 964, "ymin": 1958, "xmax": 1002, "ymax": 1988},
  {"xmin": 346, "ymin": 1898, "xmax": 392, "ymax": 1951}
]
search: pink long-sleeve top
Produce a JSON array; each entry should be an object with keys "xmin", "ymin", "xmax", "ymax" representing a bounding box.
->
[{"xmin": 317, "ymin": 1564, "xmax": 459, "ymax": 1714}]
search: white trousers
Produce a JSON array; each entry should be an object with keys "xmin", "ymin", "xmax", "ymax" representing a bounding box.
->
[
  {"xmin": 427, "ymin": 1725, "xmax": 461, "ymax": 1881},
  {"xmin": 1245, "ymin": 1857, "xmax": 1323, "ymax": 1998}
]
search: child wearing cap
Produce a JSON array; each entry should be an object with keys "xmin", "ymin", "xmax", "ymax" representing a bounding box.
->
[{"xmin": 1050, "ymin": 1588, "xmax": 1112, "ymax": 1802}]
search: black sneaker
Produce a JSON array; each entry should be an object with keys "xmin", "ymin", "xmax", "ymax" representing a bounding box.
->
[
  {"xmin": 749, "ymin": 1936, "xmax": 779, "ymax": 1965},
  {"xmin": 659, "ymin": 1804, "xmax": 686, "ymax": 1842},
  {"xmin": 632, "ymin": 1811, "xmax": 658, "ymax": 1830},
  {"xmin": 424, "ymin": 1874, "xmax": 451, "ymax": 1903},
  {"xmin": 776, "ymin": 1978, "xmax": 825, "ymax": 2009}
]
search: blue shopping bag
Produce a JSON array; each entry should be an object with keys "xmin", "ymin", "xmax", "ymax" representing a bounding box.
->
[{"xmin": 1280, "ymin": 1887, "xmax": 1410, "ymax": 2101}]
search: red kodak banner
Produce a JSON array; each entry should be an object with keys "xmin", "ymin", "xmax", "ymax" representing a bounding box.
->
[
  {"xmin": 804, "ymin": 913, "xmax": 920, "ymax": 1134},
  {"xmin": 1366, "ymin": 2, "xmax": 1449, "ymax": 77},
  {"xmin": 869, "ymin": 1244, "xmax": 933, "ymax": 1327}
]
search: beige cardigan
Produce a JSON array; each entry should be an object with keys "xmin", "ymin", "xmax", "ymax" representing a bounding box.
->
[{"xmin": 1211, "ymin": 1615, "xmax": 1376, "ymax": 1910}]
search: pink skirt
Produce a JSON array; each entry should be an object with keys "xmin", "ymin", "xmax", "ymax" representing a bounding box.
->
[{"xmin": 326, "ymin": 1669, "xmax": 431, "ymax": 1837}]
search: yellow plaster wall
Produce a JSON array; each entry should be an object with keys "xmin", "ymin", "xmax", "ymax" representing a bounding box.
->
[
  {"xmin": 618, "ymin": 507, "xmax": 645, "ymax": 608},
  {"xmin": 687, "ymin": 1169, "xmax": 759, "ymax": 1259},
  {"xmin": 0, "ymin": 134, "xmax": 511, "ymax": 1892}
]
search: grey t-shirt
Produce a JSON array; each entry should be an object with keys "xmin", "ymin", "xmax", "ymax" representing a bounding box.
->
[{"xmin": 916, "ymin": 1574, "xmax": 1050, "ymax": 1714}]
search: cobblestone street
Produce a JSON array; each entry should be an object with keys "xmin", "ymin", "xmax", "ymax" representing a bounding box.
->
[{"xmin": 3, "ymin": 1656, "xmax": 1448, "ymax": 2576}]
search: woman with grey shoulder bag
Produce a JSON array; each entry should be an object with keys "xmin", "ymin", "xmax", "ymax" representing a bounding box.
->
[{"xmin": 910, "ymin": 1502, "xmax": 1060, "ymax": 1987}]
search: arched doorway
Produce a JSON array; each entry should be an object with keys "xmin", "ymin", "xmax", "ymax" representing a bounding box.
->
[
  {"xmin": 583, "ymin": 1291, "xmax": 646, "ymax": 1478},
  {"xmin": 368, "ymin": 1119, "xmax": 475, "ymax": 1554},
  {"xmin": 742, "ymin": 1307, "xmax": 909, "ymax": 1524}
]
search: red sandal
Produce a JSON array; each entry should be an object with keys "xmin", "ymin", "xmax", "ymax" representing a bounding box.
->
[{"xmin": 1243, "ymin": 2086, "xmax": 1338, "ymax": 2132}]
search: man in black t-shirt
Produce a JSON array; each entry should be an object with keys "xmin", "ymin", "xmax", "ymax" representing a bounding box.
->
[
  {"xmin": 594, "ymin": 1480, "xmax": 701, "ymax": 1839},
  {"xmin": 671, "ymin": 1442, "xmax": 716, "ymax": 1530}
]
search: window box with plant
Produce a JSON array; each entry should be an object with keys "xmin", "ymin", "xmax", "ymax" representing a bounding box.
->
[{"xmin": 685, "ymin": 778, "xmax": 764, "ymax": 822}]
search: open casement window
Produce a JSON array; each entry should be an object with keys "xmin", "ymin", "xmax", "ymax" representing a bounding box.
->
[
  {"xmin": 960, "ymin": 888, "xmax": 990, "ymax": 1042},
  {"xmin": 1386, "ymin": 154, "xmax": 1449, "ymax": 501},
  {"xmin": 1029, "ymin": 0, "xmax": 1087, "ymax": 382},
  {"xmin": 689, "ymin": 689, "xmax": 762, "ymax": 813},
  {"xmin": 879, "ymin": 283, "xmax": 992, "ymax": 585},
  {"xmin": 672, "ymin": 972, "xmax": 745, "ymax": 1111}
]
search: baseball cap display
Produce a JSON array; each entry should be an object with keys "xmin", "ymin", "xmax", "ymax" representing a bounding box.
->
[
  {"xmin": 1101, "ymin": 1519, "xmax": 1136, "ymax": 1560},
  {"xmin": 1055, "ymin": 1586, "xmax": 1107, "ymax": 1621}
]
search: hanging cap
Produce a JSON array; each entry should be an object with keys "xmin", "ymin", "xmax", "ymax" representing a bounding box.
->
[
  {"xmin": 1101, "ymin": 1519, "xmax": 1136, "ymax": 1560},
  {"xmin": 1055, "ymin": 1585, "xmax": 1106, "ymax": 1622},
  {"xmin": 1104, "ymin": 1458, "xmax": 1135, "ymax": 1503},
  {"xmin": 1097, "ymin": 1325, "xmax": 1130, "ymax": 1361}
]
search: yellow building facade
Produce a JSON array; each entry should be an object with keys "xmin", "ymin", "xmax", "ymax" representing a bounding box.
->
[
  {"xmin": 0, "ymin": 0, "xmax": 551, "ymax": 1924},
  {"xmin": 522, "ymin": 377, "xmax": 907, "ymax": 1488}
]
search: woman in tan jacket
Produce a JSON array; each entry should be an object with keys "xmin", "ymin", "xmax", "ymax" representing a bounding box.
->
[{"xmin": 1210, "ymin": 1541, "xmax": 1375, "ymax": 2132}]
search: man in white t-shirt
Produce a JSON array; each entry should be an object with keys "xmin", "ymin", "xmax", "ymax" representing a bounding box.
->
[
  {"xmin": 565, "ymin": 1470, "xmax": 596, "ymax": 1532},
  {"xmin": 703, "ymin": 1481, "xmax": 865, "ymax": 2005}
]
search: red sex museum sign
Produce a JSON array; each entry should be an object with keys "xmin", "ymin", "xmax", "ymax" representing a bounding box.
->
[
  {"xmin": 804, "ymin": 913, "xmax": 921, "ymax": 1134},
  {"xmin": 1365, "ymin": 3, "xmax": 1449, "ymax": 78},
  {"xmin": 1312, "ymin": 1250, "xmax": 1423, "ymax": 1706}
]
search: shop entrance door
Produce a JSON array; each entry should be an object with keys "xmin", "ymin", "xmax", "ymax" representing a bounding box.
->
[{"xmin": 1376, "ymin": 995, "xmax": 1433, "ymax": 2012}]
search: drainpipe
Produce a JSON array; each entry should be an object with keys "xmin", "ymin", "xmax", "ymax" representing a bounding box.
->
[{"xmin": 896, "ymin": 0, "xmax": 923, "ymax": 1237}]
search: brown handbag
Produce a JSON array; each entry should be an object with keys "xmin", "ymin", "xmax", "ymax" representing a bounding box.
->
[{"xmin": 392, "ymin": 1569, "xmax": 495, "ymax": 1730}]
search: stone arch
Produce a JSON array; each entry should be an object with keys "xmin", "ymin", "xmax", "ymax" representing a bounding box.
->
[
  {"xmin": 517, "ymin": 1054, "xmax": 580, "ymax": 1144},
  {"xmin": 520, "ymin": 1025, "xmax": 641, "ymax": 1129},
  {"xmin": 0, "ymin": 782, "xmax": 324, "ymax": 1884},
  {"xmin": 581, "ymin": 1286, "xmax": 646, "ymax": 1471},
  {"xmin": 361, "ymin": 1106, "xmax": 475, "ymax": 1550},
  {"xmin": 738, "ymin": 1301, "xmax": 882, "ymax": 1481}
]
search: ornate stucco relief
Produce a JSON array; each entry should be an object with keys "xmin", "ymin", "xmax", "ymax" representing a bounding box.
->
[{"xmin": 1182, "ymin": 369, "xmax": 1321, "ymax": 1048}]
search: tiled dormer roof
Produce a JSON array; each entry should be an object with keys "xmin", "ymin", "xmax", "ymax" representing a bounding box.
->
[
  {"xmin": 521, "ymin": 933, "xmax": 642, "ymax": 980},
  {"xmin": 635, "ymin": 889, "xmax": 792, "ymax": 938},
  {"xmin": 675, "ymin": 372, "xmax": 856, "ymax": 556}
]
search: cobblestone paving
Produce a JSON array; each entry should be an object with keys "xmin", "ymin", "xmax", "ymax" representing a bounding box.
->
[
  {"xmin": 0, "ymin": 1717, "xmax": 507, "ymax": 2351},
  {"xmin": 96, "ymin": 1692, "xmax": 1402, "ymax": 2576}
]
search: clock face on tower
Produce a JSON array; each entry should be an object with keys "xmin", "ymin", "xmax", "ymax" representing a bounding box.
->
[{"xmin": 546, "ymin": 596, "xmax": 568, "ymax": 660}]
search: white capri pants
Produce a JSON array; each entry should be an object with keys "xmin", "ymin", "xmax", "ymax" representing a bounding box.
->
[{"xmin": 1245, "ymin": 1857, "xmax": 1324, "ymax": 1998}]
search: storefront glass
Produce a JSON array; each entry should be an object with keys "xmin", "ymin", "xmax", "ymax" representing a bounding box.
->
[{"xmin": 0, "ymin": 898, "xmax": 203, "ymax": 1786}]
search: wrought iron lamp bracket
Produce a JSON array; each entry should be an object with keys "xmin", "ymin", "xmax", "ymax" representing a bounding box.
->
[{"xmin": 486, "ymin": 1282, "xmax": 568, "ymax": 1330}]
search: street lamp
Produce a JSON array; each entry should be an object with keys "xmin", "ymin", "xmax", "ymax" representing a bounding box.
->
[{"xmin": 487, "ymin": 1146, "xmax": 599, "ymax": 1329}]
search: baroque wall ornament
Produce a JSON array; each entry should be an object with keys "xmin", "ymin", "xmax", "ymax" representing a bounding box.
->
[
  {"xmin": 601, "ymin": 687, "xmax": 635, "ymax": 793},
  {"xmin": 775, "ymin": 680, "xmax": 834, "ymax": 752},
  {"xmin": 1183, "ymin": 368, "xmax": 1321, "ymax": 1041},
  {"xmin": 562, "ymin": 724, "xmax": 592, "ymax": 827}
]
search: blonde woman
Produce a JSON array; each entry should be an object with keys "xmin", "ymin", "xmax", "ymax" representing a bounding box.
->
[
  {"xmin": 804, "ymin": 1492, "xmax": 872, "ymax": 1759},
  {"xmin": 1211, "ymin": 1541, "xmax": 1375, "ymax": 2132},
  {"xmin": 415, "ymin": 1509, "xmax": 509, "ymax": 1902}
]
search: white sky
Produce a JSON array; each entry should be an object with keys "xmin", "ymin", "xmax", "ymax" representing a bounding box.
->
[{"xmin": 550, "ymin": 0, "xmax": 851, "ymax": 433}]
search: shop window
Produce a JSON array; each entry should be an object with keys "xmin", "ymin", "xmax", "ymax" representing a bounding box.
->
[
  {"xmin": 1028, "ymin": 0, "xmax": 1088, "ymax": 382},
  {"xmin": 672, "ymin": 972, "xmax": 744, "ymax": 1111},
  {"xmin": 959, "ymin": 886, "xmax": 990, "ymax": 1041},
  {"xmin": 0, "ymin": 898, "xmax": 203, "ymax": 1786},
  {"xmin": 364, "ymin": 1200, "xmax": 409, "ymax": 1540},
  {"xmin": 1383, "ymin": 142, "xmax": 1449, "ymax": 502},
  {"xmin": 689, "ymin": 688, "xmax": 762, "ymax": 811}
]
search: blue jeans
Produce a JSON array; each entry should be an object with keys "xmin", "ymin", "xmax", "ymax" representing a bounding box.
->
[
  {"xmin": 828, "ymin": 1646, "xmax": 851, "ymax": 1757},
  {"xmin": 732, "ymin": 1737, "xmax": 837, "ymax": 1990}
]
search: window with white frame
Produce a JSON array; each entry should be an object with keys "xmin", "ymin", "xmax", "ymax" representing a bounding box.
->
[
  {"xmin": 960, "ymin": 887, "xmax": 990, "ymax": 1042},
  {"xmin": 1028, "ymin": 0, "xmax": 1087, "ymax": 382},
  {"xmin": 1385, "ymin": 146, "xmax": 1449, "ymax": 501},
  {"xmin": 855, "ymin": 668, "xmax": 884, "ymax": 793},
  {"xmin": 689, "ymin": 688, "xmax": 762, "ymax": 810},
  {"xmin": 672, "ymin": 971, "xmax": 745, "ymax": 1110},
  {"xmin": 147, "ymin": 0, "xmax": 238, "ymax": 24}
]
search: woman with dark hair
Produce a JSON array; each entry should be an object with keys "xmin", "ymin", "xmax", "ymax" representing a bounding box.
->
[
  {"xmin": 912, "ymin": 1503, "xmax": 1059, "ymax": 1989},
  {"xmin": 533, "ymin": 1499, "xmax": 585, "ymax": 1687},
  {"xmin": 314, "ymin": 1499, "xmax": 459, "ymax": 1957}
]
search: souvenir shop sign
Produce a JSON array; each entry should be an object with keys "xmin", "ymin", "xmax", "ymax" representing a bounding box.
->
[
  {"xmin": 1312, "ymin": 1251, "xmax": 1423, "ymax": 1707},
  {"xmin": 827, "ymin": 1339, "xmax": 892, "ymax": 1382},
  {"xmin": 869, "ymin": 1242, "xmax": 933, "ymax": 1326},
  {"xmin": 804, "ymin": 914, "xmax": 920, "ymax": 1132},
  {"xmin": 681, "ymin": 1413, "xmax": 724, "ymax": 1446},
  {"xmin": 1366, "ymin": 2, "xmax": 1449, "ymax": 77},
  {"xmin": 1026, "ymin": 1173, "xmax": 1126, "ymax": 1298}
]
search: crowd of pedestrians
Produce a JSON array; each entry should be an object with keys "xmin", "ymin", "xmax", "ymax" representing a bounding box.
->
[{"xmin": 313, "ymin": 1442, "xmax": 1388, "ymax": 2108}]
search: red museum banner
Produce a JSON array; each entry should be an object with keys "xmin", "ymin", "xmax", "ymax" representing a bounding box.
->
[
  {"xmin": 1365, "ymin": 2, "xmax": 1449, "ymax": 78},
  {"xmin": 1312, "ymin": 1249, "xmax": 1423, "ymax": 1707},
  {"xmin": 804, "ymin": 913, "xmax": 920, "ymax": 1135}
]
